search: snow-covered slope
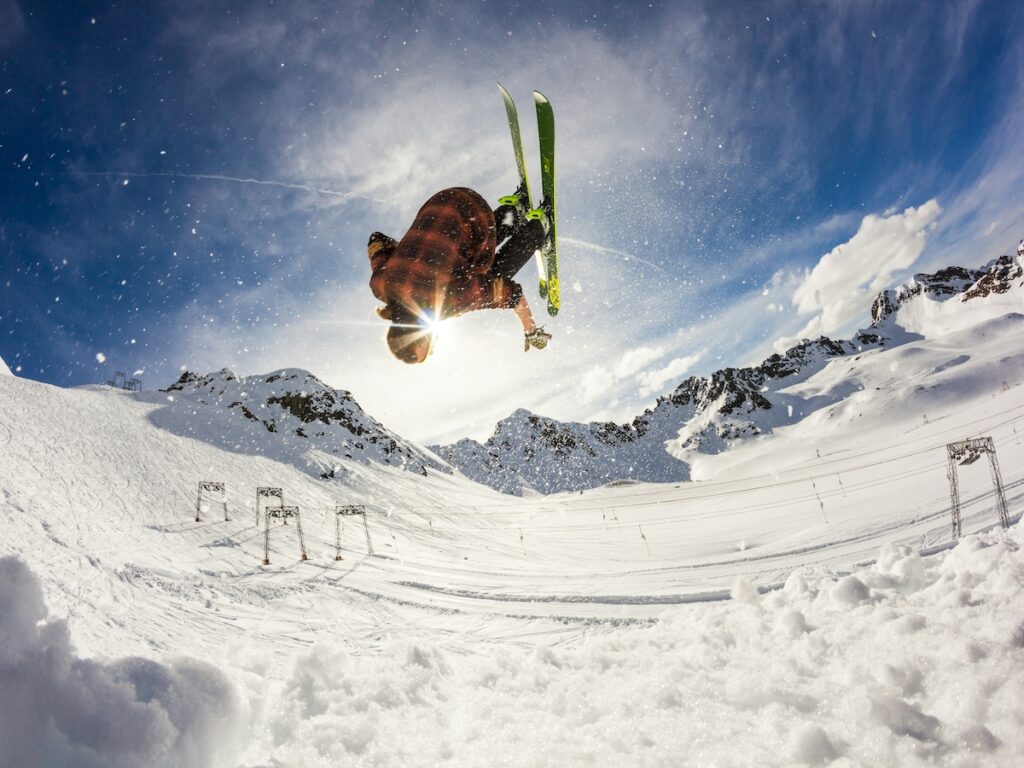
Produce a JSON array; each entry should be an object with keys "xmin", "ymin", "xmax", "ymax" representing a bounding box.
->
[
  {"xmin": 1, "ymin": 360, "xmax": 1023, "ymax": 765},
  {"xmin": 0, "ymin": 355, "xmax": 12, "ymax": 377},
  {"xmin": 435, "ymin": 250, "xmax": 1024, "ymax": 495}
]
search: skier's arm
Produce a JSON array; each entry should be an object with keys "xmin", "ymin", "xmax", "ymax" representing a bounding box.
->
[
  {"xmin": 516, "ymin": 296, "xmax": 551, "ymax": 350},
  {"xmin": 513, "ymin": 293, "xmax": 537, "ymax": 333}
]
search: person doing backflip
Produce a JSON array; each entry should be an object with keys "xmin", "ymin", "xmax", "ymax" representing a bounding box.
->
[{"xmin": 368, "ymin": 187, "xmax": 552, "ymax": 364}]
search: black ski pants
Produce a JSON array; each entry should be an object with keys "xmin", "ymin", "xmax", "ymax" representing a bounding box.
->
[{"xmin": 490, "ymin": 205, "xmax": 546, "ymax": 280}]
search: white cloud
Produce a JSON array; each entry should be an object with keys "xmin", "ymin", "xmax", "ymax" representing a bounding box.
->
[
  {"xmin": 637, "ymin": 352, "xmax": 704, "ymax": 397},
  {"xmin": 284, "ymin": 18, "xmax": 718, "ymax": 224},
  {"xmin": 162, "ymin": 216, "xmax": 829, "ymax": 444},
  {"xmin": 779, "ymin": 200, "xmax": 941, "ymax": 348},
  {"xmin": 580, "ymin": 366, "xmax": 615, "ymax": 402},
  {"xmin": 165, "ymin": 226, "xmax": 718, "ymax": 444},
  {"xmin": 165, "ymin": 238, "xmax": 672, "ymax": 443},
  {"xmin": 613, "ymin": 346, "xmax": 665, "ymax": 380}
]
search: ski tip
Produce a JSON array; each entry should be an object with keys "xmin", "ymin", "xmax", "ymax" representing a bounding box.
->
[
  {"xmin": 497, "ymin": 82, "xmax": 511, "ymax": 96},
  {"xmin": 533, "ymin": 90, "xmax": 550, "ymax": 104}
]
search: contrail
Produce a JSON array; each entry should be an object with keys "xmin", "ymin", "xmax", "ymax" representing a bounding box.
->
[
  {"xmin": 560, "ymin": 236, "xmax": 667, "ymax": 273},
  {"xmin": 68, "ymin": 170, "xmax": 390, "ymax": 205},
  {"xmin": 50, "ymin": 170, "xmax": 667, "ymax": 274}
]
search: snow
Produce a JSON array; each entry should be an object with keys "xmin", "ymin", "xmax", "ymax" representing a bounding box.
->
[
  {"xmin": 0, "ymin": 355, "xmax": 12, "ymax": 376},
  {"xmin": 1, "ymin": 260, "xmax": 1023, "ymax": 765},
  {"xmin": 893, "ymin": 283, "xmax": 1024, "ymax": 338},
  {"xmin": 3, "ymin": 527, "xmax": 1023, "ymax": 766},
  {"xmin": 0, "ymin": 556, "xmax": 241, "ymax": 768}
]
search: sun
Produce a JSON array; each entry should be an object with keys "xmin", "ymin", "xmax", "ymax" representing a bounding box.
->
[{"xmin": 420, "ymin": 312, "xmax": 451, "ymax": 354}]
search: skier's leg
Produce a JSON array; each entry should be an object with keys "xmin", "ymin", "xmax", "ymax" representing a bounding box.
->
[
  {"xmin": 491, "ymin": 218, "xmax": 545, "ymax": 279},
  {"xmin": 494, "ymin": 204, "xmax": 519, "ymax": 244}
]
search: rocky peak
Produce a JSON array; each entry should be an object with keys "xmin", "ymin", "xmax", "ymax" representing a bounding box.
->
[
  {"xmin": 871, "ymin": 243, "xmax": 1023, "ymax": 325},
  {"xmin": 871, "ymin": 266, "xmax": 986, "ymax": 325},
  {"xmin": 961, "ymin": 253, "xmax": 1024, "ymax": 301},
  {"xmin": 164, "ymin": 367, "xmax": 237, "ymax": 394},
  {"xmin": 435, "ymin": 333, "xmax": 872, "ymax": 495},
  {"xmin": 161, "ymin": 368, "xmax": 447, "ymax": 478},
  {"xmin": 655, "ymin": 336, "xmax": 857, "ymax": 417},
  {"xmin": 437, "ymin": 245, "xmax": 1022, "ymax": 496}
]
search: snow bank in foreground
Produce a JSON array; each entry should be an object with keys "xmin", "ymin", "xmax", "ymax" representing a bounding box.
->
[
  {"xmin": 0, "ymin": 556, "xmax": 241, "ymax": 768},
  {"xmin": 237, "ymin": 527, "xmax": 1024, "ymax": 767},
  {"xmin": 0, "ymin": 355, "xmax": 11, "ymax": 376},
  {"xmin": 6, "ymin": 527, "xmax": 1023, "ymax": 767}
]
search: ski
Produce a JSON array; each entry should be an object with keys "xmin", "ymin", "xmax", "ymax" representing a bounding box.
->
[
  {"xmin": 497, "ymin": 84, "xmax": 558, "ymax": 314},
  {"xmin": 496, "ymin": 83, "xmax": 533, "ymax": 215},
  {"xmin": 531, "ymin": 90, "xmax": 558, "ymax": 316}
]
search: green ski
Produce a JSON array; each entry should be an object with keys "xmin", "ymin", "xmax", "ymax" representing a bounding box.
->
[
  {"xmin": 496, "ymin": 83, "xmax": 533, "ymax": 215},
  {"xmin": 531, "ymin": 90, "xmax": 558, "ymax": 316}
]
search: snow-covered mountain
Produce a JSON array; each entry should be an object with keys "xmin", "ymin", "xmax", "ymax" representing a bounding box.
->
[
  {"xmin": 155, "ymin": 367, "xmax": 449, "ymax": 479},
  {"xmin": 434, "ymin": 250, "xmax": 1024, "ymax": 495}
]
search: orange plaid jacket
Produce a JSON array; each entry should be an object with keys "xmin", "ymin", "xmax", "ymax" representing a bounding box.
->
[{"xmin": 369, "ymin": 188, "xmax": 522, "ymax": 321}]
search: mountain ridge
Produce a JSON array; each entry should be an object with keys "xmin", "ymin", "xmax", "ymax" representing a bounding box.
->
[
  {"xmin": 432, "ymin": 248, "xmax": 1024, "ymax": 495},
  {"xmin": 154, "ymin": 366, "xmax": 449, "ymax": 480}
]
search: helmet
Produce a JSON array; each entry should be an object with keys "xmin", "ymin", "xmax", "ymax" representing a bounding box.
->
[{"xmin": 386, "ymin": 323, "xmax": 434, "ymax": 364}]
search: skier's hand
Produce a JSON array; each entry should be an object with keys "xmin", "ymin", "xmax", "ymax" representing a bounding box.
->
[{"xmin": 524, "ymin": 327, "xmax": 551, "ymax": 351}]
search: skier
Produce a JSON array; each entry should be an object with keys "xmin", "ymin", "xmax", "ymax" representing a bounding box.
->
[{"xmin": 368, "ymin": 187, "xmax": 552, "ymax": 364}]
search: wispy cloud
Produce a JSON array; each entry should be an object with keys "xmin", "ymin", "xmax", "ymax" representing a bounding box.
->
[
  {"xmin": 922, "ymin": 41, "xmax": 1024, "ymax": 269},
  {"xmin": 637, "ymin": 352, "xmax": 704, "ymax": 397},
  {"xmin": 0, "ymin": 0, "xmax": 25, "ymax": 48},
  {"xmin": 166, "ymin": 230, "xmax": 708, "ymax": 444}
]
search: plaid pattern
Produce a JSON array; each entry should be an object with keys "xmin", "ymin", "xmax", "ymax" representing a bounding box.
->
[{"xmin": 369, "ymin": 188, "xmax": 522, "ymax": 320}]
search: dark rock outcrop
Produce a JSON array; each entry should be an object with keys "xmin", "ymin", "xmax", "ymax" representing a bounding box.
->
[{"xmin": 161, "ymin": 368, "xmax": 447, "ymax": 478}]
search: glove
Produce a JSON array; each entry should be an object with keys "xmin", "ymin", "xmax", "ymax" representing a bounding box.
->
[{"xmin": 524, "ymin": 326, "xmax": 552, "ymax": 351}]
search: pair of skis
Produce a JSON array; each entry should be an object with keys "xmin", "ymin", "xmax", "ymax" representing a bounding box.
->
[{"xmin": 497, "ymin": 83, "xmax": 559, "ymax": 317}]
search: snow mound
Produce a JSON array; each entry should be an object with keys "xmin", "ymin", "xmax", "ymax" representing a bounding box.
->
[
  {"xmin": 0, "ymin": 555, "xmax": 241, "ymax": 768},
  {"xmin": 0, "ymin": 355, "xmax": 11, "ymax": 377},
  {"xmin": 233, "ymin": 526, "xmax": 1024, "ymax": 766}
]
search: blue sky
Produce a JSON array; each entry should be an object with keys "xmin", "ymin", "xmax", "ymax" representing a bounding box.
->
[{"xmin": 2, "ymin": 0, "xmax": 1022, "ymax": 443}]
